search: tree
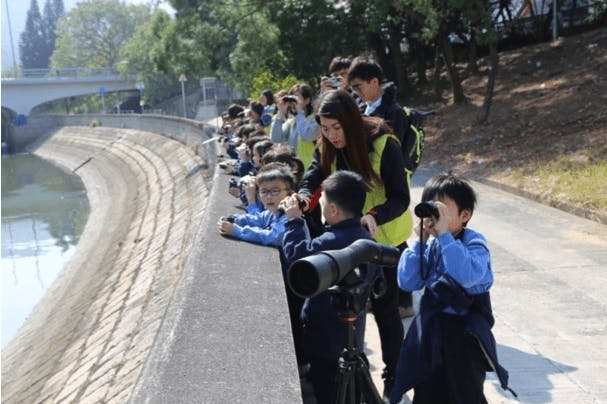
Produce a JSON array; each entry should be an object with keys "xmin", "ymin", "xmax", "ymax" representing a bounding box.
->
[
  {"xmin": 40, "ymin": 0, "xmax": 65, "ymax": 68},
  {"xmin": 119, "ymin": 10, "xmax": 181, "ymax": 106},
  {"xmin": 50, "ymin": 0, "xmax": 151, "ymax": 68},
  {"xmin": 157, "ymin": 0, "xmax": 294, "ymax": 93},
  {"xmin": 470, "ymin": 0, "xmax": 501, "ymax": 123},
  {"xmin": 19, "ymin": 0, "xmax": 45, "ymax": 69}
]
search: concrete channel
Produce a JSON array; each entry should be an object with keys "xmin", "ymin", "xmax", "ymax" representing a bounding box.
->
[{"xmin": 1, "ymin": 116, "xmax": 300, "ymax": 403}]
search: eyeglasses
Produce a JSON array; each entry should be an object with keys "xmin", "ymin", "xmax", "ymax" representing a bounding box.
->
[{"xmin": 258, "ymin": 188, "xmax": 288, "ymax": 197}]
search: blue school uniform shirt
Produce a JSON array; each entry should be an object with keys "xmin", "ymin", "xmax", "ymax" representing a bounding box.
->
[
  {"xmin": 232, "ymin": 204, "xmax": 287, "ymax": 247},
  {"xmin": 398, "ymin": 228, "xmax": 493, "ymax": 314}
]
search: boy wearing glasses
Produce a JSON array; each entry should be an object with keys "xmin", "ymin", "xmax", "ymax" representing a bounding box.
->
[{"xmin": 218, "ymin": 163, "xmax": 295, "ymax": 247}]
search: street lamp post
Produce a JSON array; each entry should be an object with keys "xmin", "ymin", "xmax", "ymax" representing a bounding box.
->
[
  {"xmin": 136, "ymin": 81, "xmax": 145, "ymax": 113},
  {"xmin": 179, "ymin": 74, "xmax": 187, "ymax": 118}
]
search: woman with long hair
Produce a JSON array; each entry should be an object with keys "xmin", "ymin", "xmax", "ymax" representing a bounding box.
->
[
  {"xmin": 270, "ymin": 83, "xmax": 319, "ymax": 169},
  {"xmin": 294, "ymin": 89, "xmax": 412, "ymax": 401}
]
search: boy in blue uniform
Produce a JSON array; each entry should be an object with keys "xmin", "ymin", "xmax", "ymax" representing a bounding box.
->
[
  {"xmin": 282, "ymin": 170, "xmax": 373, "ymax": 404},
  {"xmin": 391, "ymin": 173, "xmax": 512, "ymax": 403},
  {"xmin": 218, "ymin": 163, "xmax": 294, "ymax": 246}
]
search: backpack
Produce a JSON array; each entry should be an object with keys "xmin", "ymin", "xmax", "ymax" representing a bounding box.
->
[{"xmin": 402, "ymin": 107, "xmax": 435, "ymax": 176}]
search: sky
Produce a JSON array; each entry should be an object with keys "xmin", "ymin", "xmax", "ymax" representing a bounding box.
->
[{"xmin": 1, "ymin": 0, "xmax": 174, "ymax": 72}]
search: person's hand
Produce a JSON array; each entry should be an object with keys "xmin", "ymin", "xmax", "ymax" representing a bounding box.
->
[
  {"xmin": 276, "ymin": 100, "xmax": 288, "ymax": 118},
  {"xmin": 320, "ymin": 76, "xmax": 333, "ymax": 93},
  {"xmin": 291, "ymin": 193, "xmax": 310, "ymax": 212},
  {"xmin": 241, "ymin": 175, "xmax": 257, "ymax": 204},
  {"xmin": 280, "ymin": 195, "xmax": 303, "ymax": 219},
  {"xmin": 222, "ymin": 161, "xmax": 236, "ymax": 172},
  {"xmin": 295, "ymin": 96, "xmax": 305, "ymax": 114},
  {"xmin": 236, "ymin": 145, "xmax": 250, "ymax": 162},
  {"xmin": 433, "ymin": 201, "xmax": 452, "ymax": 236},
  {"xmin": 414, "ymin": 217, "xmax": 434, "ymax": 243},
  {"xmin": 228, "ymin": 186, "xmax": 240, "ymax": 198},
  {"xmin": 218, "ymin": 218, "xmax": 235, "ymax": 235},
  {"xmin": 361, "ymin": 214, "xmax": 378, "ymax": 238}
]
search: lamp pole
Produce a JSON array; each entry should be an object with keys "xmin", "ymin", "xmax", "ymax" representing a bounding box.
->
[
  {"xmin": 136, "ymin": 81, "xmax": 145, "ymax": 113},
  {"xmin": 4, "ymin": 0, "xmax": 18, "ymax": 77},
  {"xmin": 179, "ymin": 74, "xmax": 187, "ymax": 118}
]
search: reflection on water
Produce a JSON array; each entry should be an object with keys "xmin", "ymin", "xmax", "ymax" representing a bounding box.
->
[{"xmin": 1, "ymin": 154, "xmax": 90, "ymax": 348}]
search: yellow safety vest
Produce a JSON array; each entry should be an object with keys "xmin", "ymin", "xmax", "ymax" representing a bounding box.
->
[
  {"xmin": 290, "ymin": 114, "xmax": 317, "ymax": 170},
  {"xmin": 363, "ymin": 134, "xmax": 413, "ymax": 247}
]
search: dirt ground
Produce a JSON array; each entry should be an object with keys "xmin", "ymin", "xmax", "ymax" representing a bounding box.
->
[{"xmin": 413, "ymin": 26, "xmax": 607, "ymax": 223}]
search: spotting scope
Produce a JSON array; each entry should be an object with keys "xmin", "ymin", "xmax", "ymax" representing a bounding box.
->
[{"xmin": 287, "ymin": 239, "xmax": 400, "ymax": 298}]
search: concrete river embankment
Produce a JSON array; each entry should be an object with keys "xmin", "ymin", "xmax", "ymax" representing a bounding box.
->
[{"xmin": 1, "ymin": 121, "xmax": 300, "ymax": 403}]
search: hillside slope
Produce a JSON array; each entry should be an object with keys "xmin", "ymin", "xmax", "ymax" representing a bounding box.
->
[{"xmin": 417, "ymin": 26, "xmax": 607, "ymax": 223}]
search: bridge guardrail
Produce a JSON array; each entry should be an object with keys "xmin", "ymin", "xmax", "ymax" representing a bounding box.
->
[{"xmin": 2, "ymin": 67, "xmax": 123, "ymax": 80}]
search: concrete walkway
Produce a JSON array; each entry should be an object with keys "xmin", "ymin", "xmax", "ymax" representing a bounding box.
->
[{"xmin": 364, "ymin": 166, "xmax": 607, "ymax": 403}]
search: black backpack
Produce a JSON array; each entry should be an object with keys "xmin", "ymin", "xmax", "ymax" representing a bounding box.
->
[{"xmin": 402, "ymin": 107, "xmax": 435, "ymax": 176}]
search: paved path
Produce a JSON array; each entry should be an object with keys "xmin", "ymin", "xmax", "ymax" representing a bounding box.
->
[{"xmin": 365, "ymin": 166, "xmax": 607, "ymax": 403}]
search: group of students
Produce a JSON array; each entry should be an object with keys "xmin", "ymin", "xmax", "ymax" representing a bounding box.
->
[{"xmin": 214, "ymin": 55, "xmax": 511, "ymax": 404}]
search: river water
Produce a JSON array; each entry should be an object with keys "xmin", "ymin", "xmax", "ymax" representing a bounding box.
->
[{"xmin": 1, "ymin": 154, "xmax": 89, "ymax": 348}]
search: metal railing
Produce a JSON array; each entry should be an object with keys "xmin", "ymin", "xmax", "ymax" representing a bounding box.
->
[{"xmin": 2, "ymin": 67, "xmax": 123, "ymax": 80}]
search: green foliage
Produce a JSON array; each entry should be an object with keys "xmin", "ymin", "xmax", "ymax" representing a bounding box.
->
[
  {"xmin": 266, "ymin": 0, "xmax": 360, "ymax": 84},
  {"xmin": 226, "ymin": 13, "xmax": 287, "ymax": 95},
  {"xmin": 40, "ymin": 0, "xmax": 65, "ymax": 68},
  {"xmin": 119, "ymin": 10, "xmax": 180, "ymax": 106},
  {"xmin": 20, "ymin": 0, "xmax": 45, "ymax": 68},
  {"xmin": 50, "ymin": 0, "xmax": 151, "ymax": 68},
  {"xmin": 248, "ymin": 71, "xmax": 300, "ymax": 100}
]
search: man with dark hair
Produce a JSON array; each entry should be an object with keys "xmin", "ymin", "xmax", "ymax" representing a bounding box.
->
[{"xmin": 348, "ymin": 57, "xmax": 411, "ymax": 167}]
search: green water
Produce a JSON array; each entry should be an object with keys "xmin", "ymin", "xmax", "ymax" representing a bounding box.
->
[{"xmin": 1, "ymin": 153, "xmax": 90, "ymax": 348}]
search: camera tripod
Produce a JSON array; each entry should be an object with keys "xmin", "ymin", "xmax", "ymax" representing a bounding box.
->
[{"xmin": 329, "ymin": 284, "xmax": 384, "ymax": 404}]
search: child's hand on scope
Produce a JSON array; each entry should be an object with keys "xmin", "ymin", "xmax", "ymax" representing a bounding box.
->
[{"xmin": 280, "ymin": 195, "xmax": 304, "ymax": 219}]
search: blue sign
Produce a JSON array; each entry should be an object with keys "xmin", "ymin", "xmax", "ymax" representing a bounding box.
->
[
  {"xmin": 11, "ymin": 114, "xmax": 27, "ymax": 126},
  {"xmin": 99, "ymin": 86, "xmax": 106, "ymax": 95}
]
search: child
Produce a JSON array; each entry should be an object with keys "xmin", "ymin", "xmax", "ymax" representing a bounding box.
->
[
  {"xmin": 282, "ymin": 170, "xmax": 374, "ymax": 404},
  {"xmin": 390, "ymin": 173, "xmax": 511, "ymax": 404},
  {"xmin": 218, "ymin": 163, "xmax": 294, "ymax": 247}
]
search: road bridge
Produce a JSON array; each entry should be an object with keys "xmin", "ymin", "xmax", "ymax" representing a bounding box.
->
[{"xmin": 1, "ymin": 68, "xmax": 138, "ymax": 116}]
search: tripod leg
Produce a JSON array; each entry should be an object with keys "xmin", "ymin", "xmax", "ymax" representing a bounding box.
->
[
  {"xmin": 354, "ymin": 356, "xmax": 383, "ymax": 404},
  {"xmin": 332, "ymin": 356, "xmax": 357, "ymax": 404}
]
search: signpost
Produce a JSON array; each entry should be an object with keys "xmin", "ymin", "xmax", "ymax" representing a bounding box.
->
[{"xmin": 179, "ymin": 74, "xmax": 187, "ymax": 118}]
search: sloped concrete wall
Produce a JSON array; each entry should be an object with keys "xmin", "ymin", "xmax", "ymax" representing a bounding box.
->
[{"xmin": 1, "ymin": 123, "xmax": 301, "ymax": 403}]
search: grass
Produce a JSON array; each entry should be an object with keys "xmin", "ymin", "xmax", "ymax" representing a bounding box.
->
[{"xmin": 490, "ymin": 154, "xmax": 607, "ymax": 222}]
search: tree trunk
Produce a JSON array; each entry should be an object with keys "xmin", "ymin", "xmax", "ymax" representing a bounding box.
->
[
  {"xmin": 388, "ymin": 35, "xmax": 413, "ymax": 99},
  {"xmin": 432, "ymin": 45, "xmax": 443, "ymax": 100},
  {"xmin": 477, "ymin": 40, "xmax": 499, "ymax": 124},
  {"xmin": 437, "ymin": 34, "xmax": 467, "ymax": 104},
  {"xmin": 468, "ymin": 29, "xmax": 480, "ymax": 75},
  {"xmin": 411, "ymin": 37, "xmax": 428, "ymax": 85}
]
